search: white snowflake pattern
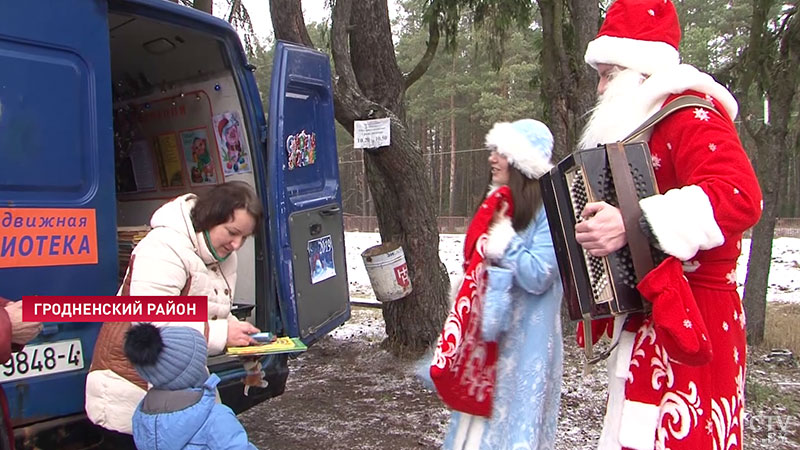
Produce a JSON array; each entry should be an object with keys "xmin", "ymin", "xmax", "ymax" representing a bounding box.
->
[
  {"xmin": 733, "ymin": 187, "xmax": 740, "ymax": 194},
  {"xmin": 708, "ymin": 143, "xmax": 717, "ymax": 152},
  {"xmin": 739, "ymin": 309, "xmax": 746, "ymax": 329},
  {"xmin": 705, "ymin": 418, "xmax": 714, "ymax": 435},
  {"xmin": 648, "ymin": 8, "xmax": 655, "ymax": 15},
  {"xmin": 722, "ymin": 321, "xmax": 729, "ymax": 331},
  {"xmin": 684, "ymin": 319, "xmax": 693, "ymax": 328},
  {"xmin": 705, "ymin": 94, "xmax": 714, "ymax": 102},
  {"xmin": 733, "ymin": 346, "xmax": 739, "ymax": 363},
  {"xmin": 666, "ymin": 142, "xmax": 673, "ymax": 150},
  {"xmin": 694, "ymin": 108, "xmax": 711, "ymax": 121},
  {"xmin": 652, "ymin": 154, "xmax": 662, "ymax": 170},
  {"xmin": 725, "ymin": 269, "xmax": 737, "ymax": 285},
  {"xmin": 733, "ymin": 310, "xmax": 738, "ymax": 322}
]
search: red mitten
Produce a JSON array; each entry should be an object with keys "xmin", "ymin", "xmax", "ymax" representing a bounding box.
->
[
  {"xmin": 637, "ymin": 256, "xmax": 713, "ymax": 366},
  {"xmin": 576, "ymin": 317, "xmax": 613, "ymax": 348}
]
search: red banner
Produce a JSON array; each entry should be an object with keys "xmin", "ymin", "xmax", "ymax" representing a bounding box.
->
[{"xmin": 21, "ymin": 296, "xmax": 208, "ymax": 322}]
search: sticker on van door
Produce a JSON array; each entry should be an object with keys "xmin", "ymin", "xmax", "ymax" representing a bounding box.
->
[
  {"xmin": 286, "ymin": 130, "xmax": 317, "ymax": 170},
  {"xmin": 308, "ymin": 235, "xmax": 335, "ymax": 284},
  {"xmin": 0, "ymin": 208, "xmax": 97, "ymax": 268}
]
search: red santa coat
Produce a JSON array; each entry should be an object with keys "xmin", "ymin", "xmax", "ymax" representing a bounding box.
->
[{"xmin": 589, "ymin": 69, "xmax": 763, "ymax": 450}]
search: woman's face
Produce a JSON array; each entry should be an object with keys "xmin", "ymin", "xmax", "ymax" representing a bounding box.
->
[
  {"xmin": 207, "ymin": 208, "xmax": 256, "ymax": 258},
  {"xmin": 488, "ymin": 149, "xmax": 510, "ymax": 186}
]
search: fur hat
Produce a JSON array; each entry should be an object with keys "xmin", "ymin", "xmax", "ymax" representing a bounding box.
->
[
  {"xmin": 585, "ymin": 0, "xmax": 681, "ymax": 75},
  {"xmin": 485, "ymin": 119, "xmax": 554, "ymax": 180},
  {"xmin": 124, "ymin": 324, "xmax": 208, "ymax": 390}
]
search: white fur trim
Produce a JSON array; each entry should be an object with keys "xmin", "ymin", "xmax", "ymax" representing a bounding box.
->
[
  {"xmin": 485, "ymin": 122, "xmax": 553, "ymax": 179},
  {"xmin": 585, "ymin": 35, "xmax": 680, "ymax": 77},
  {"xmin": 641, "ymin": 64, "xmax": 739, "ymax": 120},
  {"xmin": 484, "ymin": 217, "xmax": 516, "ymax": 261},
  {"xmin": 639, "ymin": 185, "xmax": 724, "ymax": 261},
  {"xmin": 618, "ymin": 400, "xmax": 660, "ymax": 450}
]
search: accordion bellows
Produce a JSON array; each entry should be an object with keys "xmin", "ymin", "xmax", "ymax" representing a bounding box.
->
[{"xmin": 541, "ymin": 142, "xmax": 667, "ymax": 321}]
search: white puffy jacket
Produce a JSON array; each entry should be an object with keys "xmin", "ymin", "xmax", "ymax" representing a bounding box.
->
[{"xmin": 85, "ymin": 194, "xmax": 244, "ymax": 434}]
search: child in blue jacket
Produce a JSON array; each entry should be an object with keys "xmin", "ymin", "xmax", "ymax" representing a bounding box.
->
[{"xmin": 124, "ymin": 323, "xmax": 257, "ymax": 450}]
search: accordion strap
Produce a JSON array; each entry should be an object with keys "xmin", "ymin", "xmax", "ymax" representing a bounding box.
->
[
  {"xmin": 606, "ymin": 143, "xmax": 654, "ymax": 281},
  {"xmin": 622, "ymin": 95, "xmax": 720, "ymax": 144}
]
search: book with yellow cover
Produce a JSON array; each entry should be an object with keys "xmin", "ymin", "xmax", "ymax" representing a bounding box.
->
[{"xmin": 226, "ymin": 337, "xmax": 307, "ymax": 356}]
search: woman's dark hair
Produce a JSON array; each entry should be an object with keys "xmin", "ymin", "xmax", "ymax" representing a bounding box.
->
[
  {"xmin": 475, "ymin": 166, "xmax": 542, "ymax": 232},
  {"xmin": 506, "ymin": 166, "xmax": 542, "ymax": 231},
  {"xmin": 191, "ymin": 181, "xmax": 263, "ymax": 232}
]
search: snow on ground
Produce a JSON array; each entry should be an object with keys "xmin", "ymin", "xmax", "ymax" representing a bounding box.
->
[{"xmin": 345, "ymin": 232, "xmax": 800, "ymax": 305}]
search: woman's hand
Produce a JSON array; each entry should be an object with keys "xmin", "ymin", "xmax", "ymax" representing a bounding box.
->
[
  {"xmin": 226, "ymin": 318, "xmax": 260, "ymax": 347},
  {"xmin": 575, "ymin": 201, "xmax": 626, "ymax": 257},
  {"xmin": 5, "ymin": 301, "xmax": 43, "ymax": 345},
  {"xmin": 492, "ymin": 200, "xmax": 510, "ymax": 227}
]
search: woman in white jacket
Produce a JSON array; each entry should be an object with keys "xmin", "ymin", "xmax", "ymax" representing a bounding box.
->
[{"xmin": 85, "ymin": 181, "xmax": 262, "ymax": 447}]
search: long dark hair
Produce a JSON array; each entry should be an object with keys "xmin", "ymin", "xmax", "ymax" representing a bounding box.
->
[
  {"xmin": 506, "ymin": 166, "xmax": 542, "ymax": 231},
  {"xmin": 475, "ymin": 166, "xmax": 543, "ymax": 232},
  {"xmin": 191, "ymin": 181, "xmax": 263, "ymax": 232}
]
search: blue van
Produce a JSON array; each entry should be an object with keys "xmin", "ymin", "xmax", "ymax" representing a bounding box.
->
[{"xmin": 0, "ymin": 0, "xmax": 350, "ymax": 448}]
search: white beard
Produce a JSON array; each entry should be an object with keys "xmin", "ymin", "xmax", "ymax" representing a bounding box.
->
[{"xmin": 578, "ymin": 69, "xmax": 664, "ymax": 150}]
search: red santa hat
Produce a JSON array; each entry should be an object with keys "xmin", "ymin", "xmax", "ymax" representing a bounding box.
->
[{"xmin": 585, "ymin": 0, "xmax": 681, "ymax": 75}]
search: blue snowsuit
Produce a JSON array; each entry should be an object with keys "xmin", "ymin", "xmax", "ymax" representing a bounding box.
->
[{"xmin": 132, "ymin": 374, "xmax": 257, "ymax": 450}]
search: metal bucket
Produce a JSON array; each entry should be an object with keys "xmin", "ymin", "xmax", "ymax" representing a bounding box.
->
[{"xmin": 361, "ymin": 242, "xmax": 412, "ymax": 302}]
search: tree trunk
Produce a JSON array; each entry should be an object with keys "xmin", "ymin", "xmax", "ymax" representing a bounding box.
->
[
  {"xmin": 270, "ymin": 0, "xmax": 449, "ymax": 355},
  {"xmin": 448, "ymin": 86, "xmax": 457, "ymax": 216},
  {"xmin": 738, "ymin": 1, "xmax": 800, "ymax": 345},
  {"xmin": 538, "ymin": 0, "xmax": 599, "ymax": 334},
  {"xmin": 192, "ymin": 0, "xmax": 212, "ymax": 14}
]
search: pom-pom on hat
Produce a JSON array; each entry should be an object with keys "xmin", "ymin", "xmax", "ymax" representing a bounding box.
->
[
  {"xmin": 585, "ymin": 0, "xmax": 681, "ymax": 75},
  {"xmin": 124, "ymin": 323, "xmax": 208, "ymax": 390},
  {"xmin": 485, "ymin": 119, "xmax": 554, "ymax": 180}
]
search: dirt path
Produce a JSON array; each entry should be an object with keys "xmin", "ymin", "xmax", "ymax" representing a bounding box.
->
[{"xmin": 240, "ymin": 307, "xmax": 800, "ymax": 450}]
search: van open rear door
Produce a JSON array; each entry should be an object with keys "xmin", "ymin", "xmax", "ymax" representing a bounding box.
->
[{"xmin": 267, "ymin": 42, "xmax": 351, "ymax": 345}]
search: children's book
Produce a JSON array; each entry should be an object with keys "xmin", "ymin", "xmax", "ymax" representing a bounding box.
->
[{"xmin": 226, "ymin": 337, "xmax": 307, "ymax": 356}]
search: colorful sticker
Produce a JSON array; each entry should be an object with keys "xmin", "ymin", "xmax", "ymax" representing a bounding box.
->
[
  {"xmin": 180, "ymin": 128, "xmax": 217, "ymax": 186},
  {"xmin": 286, "ymin": 130, "xmax": 317, "ymax": 170},
  {"xmin": 307, "ymin": 235, "xmax": 335, "ymax": 284},
  {"xmin": 0, "ymin": 208, "xmax": 98, "ymax": 269},
  {"xmin": 213, "ymin": 111, "xmax": 252, "ymax": 176}
]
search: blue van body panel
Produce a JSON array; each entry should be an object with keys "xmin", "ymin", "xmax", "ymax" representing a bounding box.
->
[{"xmin": 0, "ymin": 0, "xmax": 115, "ymax": 426}]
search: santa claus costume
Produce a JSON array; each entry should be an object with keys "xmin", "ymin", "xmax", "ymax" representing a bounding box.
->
[{"xmin": 577, "ymin": 1, "xmax": 763, "ymax": 449}]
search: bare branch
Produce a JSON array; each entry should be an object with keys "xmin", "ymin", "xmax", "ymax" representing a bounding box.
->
[{"xmin": 403, "ymin": 12, "xmax": 440, "ymax": 90}]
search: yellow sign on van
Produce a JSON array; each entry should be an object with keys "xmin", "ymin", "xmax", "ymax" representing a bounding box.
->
[{"xmin": 0, "ymin": 208, "xmax": 98, "ymax": 268}]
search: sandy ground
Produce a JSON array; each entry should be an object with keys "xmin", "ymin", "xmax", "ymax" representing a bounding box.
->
[{"xmin": 239, "ymin": 307, "xmax": 800, "ymax": 450}]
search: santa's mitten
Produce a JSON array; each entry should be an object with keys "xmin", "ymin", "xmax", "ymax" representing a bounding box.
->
[
  {"xmin": 637, "ymin": 256, "xmax": 713, "ymax": 366},
  {"xmin": 576, "ymin": 317, "xmax": 613, "ymax": 348},
  {"xmin": 481, "ymin": 267, "xmax": 514, "ymax": 342}
]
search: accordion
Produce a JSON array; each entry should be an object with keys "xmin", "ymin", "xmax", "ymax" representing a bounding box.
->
[{"xmin": 540, "ymin": 142, "xmax": 667, "ymax": 321}]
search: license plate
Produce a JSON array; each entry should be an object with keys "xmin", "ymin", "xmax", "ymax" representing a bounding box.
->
[{"xmin": 0, "ymin": 339, "xmax": 84, "ymax": 382}]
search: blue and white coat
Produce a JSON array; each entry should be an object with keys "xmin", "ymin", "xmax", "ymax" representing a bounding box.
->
[{"xmin": 443, "ymin": 206, "xmax": 564, "ymax": 450}]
